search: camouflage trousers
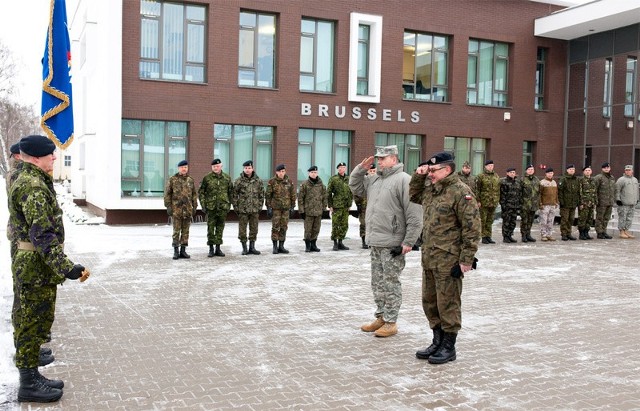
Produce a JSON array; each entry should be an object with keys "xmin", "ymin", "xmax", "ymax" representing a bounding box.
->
[
  {"xmin": 271, "ymin": 209, "xmax": 290, "ymax": 241},
  {"xmin": 238, "ymin": 212, "xmax": 259, "ymax": 242},
  {"xmin": 539, "ymin": 205, "xmax": 556, "ymax": 237},
  {"xmin": 501, "ymin": 208, "xmax": 518, "ymax": 237},
  {"xmin": 172, "ymin": 216, "xmax": 192, "ymax": 247},
  {"xmin": 303, "ymin": 215, "xmax": 322, "ymax": 241},
  {"xmin": 595, "ymin": 205, "xmax": 612, "ymax": 234},
  {"xmin": 480, "ymin": 206, "xmax": 496, "ymax": 238},
  {"xmin": 331, "ymin": 208, "xmax": 350, "ymax": 240},
  {"xmin": 358, "ymin": 208, "xmax": 366, "ymax": 238},
  {"xmin": 577, "ymin": 204, "xmax": 595, "ymax": 229},
  {"xmin": 560, "ymin": 207, "xmax": 576, "ymax": 236},
  {"xmin": 617, "ymin": 205, "xmax": 635, "ymax": 231},
  {"xmin": 369, "ymin": 247, "xmax": 405, "ymax": 323},
  {"xmin": 520, "ymin": 209, "xmax": 536, "ymax": 236},
  {"xmin": 14, "ymin": 283, "xmax": 57, "ymax": 368},
  {"xmin": 422, "ymin": 267, "xmax": 462, "ymax": 334},
  {"xmin": 206, "ymin": 209, "xmax": 228, "ymax": 245}
]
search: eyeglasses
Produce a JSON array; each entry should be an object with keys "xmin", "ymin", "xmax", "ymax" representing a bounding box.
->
[{"xmin": 427, "ymin": 166, "xmax": 446, "ymax": 173}]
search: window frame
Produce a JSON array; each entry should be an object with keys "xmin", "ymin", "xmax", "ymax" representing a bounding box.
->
[
  {"xmin": 444, "ymin": 136, "xmax": 486, "ymax": 175},
  {"xmin": 299, "ymin": 18, "xmax": 335, "ymax": 93},
  {"xmin": 348, "ymin": 12, "xmax": 382, "ymax": 103},
  {"xmin": 625, "ymin": 56, "xmax": 637, "ymax": 118},
  {"xmin": 297, "ymin": 128, "xmax": 351, "ymax": 185},
  {"xmin": 238, "ymin": 10, "xmax": 277, "ymax": 89},
  {"xmin": 213, "ymin": 124, "xmax": 274, "ymax": 184},
  {"xmin": 402, "ymin": 31, "xmax": 449, "ymax": 102},
  {"xmin": 602, "ymin": 58, "xmax": 612, "ymax": 118},
  {"xmin": 374, "ymin": 133, "xmax": 422, "ymax": 173},
  {"xmin": 535, "ymin": 48, "xmax": 547, "ymax": 110},
  {"xmin": 467, "ymin": 39, "xmax": 510, "ymax": 107}
]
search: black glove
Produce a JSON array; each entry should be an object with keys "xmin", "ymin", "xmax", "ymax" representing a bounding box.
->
[
  {"xmin": 390, "ymin": 246, "xmax": 403, "ymax": 257},
  {"xmin": 451, "ymin": 258, "xmax": 478, "ymax": 279},
  {"xmin": 300, "ymin": 212, "xmax": 306, "ymax": 220},
  {"xmin": 616, "ymin": 200, "xmax": 623, "ymax": 206},
  {"xmin": 66, "ymin": 264, "xmax": 85, "ymax": 280},
  {"xmin": 166, "ymin": 207, "xmax": 172, "ymax": 216},
  {"xmin": 267, "ymin": 207, "xmax": 273, "ymax": 218},
  {"xmin": 354, "ymin": 205, "xmax": 361, "ymax": 218},
  {"xmin": 289, "ymin": 208, "xmax": 295, "ymax": 218}
]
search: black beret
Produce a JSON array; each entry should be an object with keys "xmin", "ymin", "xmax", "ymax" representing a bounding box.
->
[
  {"xmin": 601, "ymin": 162, "xmax": 610, "ymax": 168},
  {"xmin": 506, "ymin": 167, "xmax": 516, "ymax": 172},
  {"xmin": 484, "ymin": 160, "xmax": 494, "ymax": 165},
  {"xmin": 582, "ymin": 165, "xmax": 591, "ymax": 171},
  {"xmin": 545, "ymin": 167, "xmax": 554, "ymax": 173},
  {"xmin": 275, "ymin": 164, "xmax": 286, "ymax": 171},
  {"xmin": 243, "ymin": 160, "xmax": 253, "ymax": 167},
  {"xmin": 19, "ymin": 135, "xmax": 56, "ymax": 157},
  {"xmin": 177, "ymin": 160, "xmax": 188, "ymax": 167},
  {"xmin": 427, "ymin": 152, "xmax": 455, "ymax": 166},
  {"xmin": 418, "ymin": 160, "xmax": 429, "ymax": 167},
  {"xmin": 369, "ymin": 164, "xmax": 376, "ymax": 170},
  {"xmin": 211, "ymin": 158, "xmax": 221, "ymax": 165},
  {"xmin": 566, "ymin": 164, "xmax": 575, "ymax": 169},
  {"xmin": 9, "ymin": 142, "xmax": 20, "ymax": 157},
  {"xmin": 336, "ymin": 162, "xmax": 346, "ymax": 168},
  {"xmin": 308, "ymin": 165, "xmax": 318, "ymax": 172},
  {"xmin": 526, "ymin": 164, "xmax": 534, "ymax": 169}
]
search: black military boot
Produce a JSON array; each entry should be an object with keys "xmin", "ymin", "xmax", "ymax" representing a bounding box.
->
[
  {"xmin": 214, "ymin": 245, "xmax": 225, "ymax": 257},
  {"xmin": 584, "ymin": 229, "xmax": 593, "ymax": 240},
  {"xmin": 241, "ymin": 242, "xmax": 248, "ymax": 255},
  {"xmin": 508, "ymin": 236, "xmax": 517, "ymax": 243},
  {"xmin": 179, "ymin": 245, "xmax": 190, "ymax": 259},
  {"xmin": 521, "ymin": 234, "xmax": 529, "ymax": 243},
  {"xmin": 305, "ymin": 240, "xmax": 311, "ymax": 252},
  {"xmin": 39, "ymin": 353, "xmax": 54, "ymax": 366},
  {"xmin": 361, "ymin": 237, "xmax": 368, "ymax": 249},
  {"xmin": 249, "ymin": 241, "xmax": 261, "ymax": 255},
  {"xmin": 526, "ymin": 234, "xmax": 536, "ymax": 242},
  {"xmin": 416, "ymin": 325, "xmax": 444, "ymax": 360},
  {"xmin": 578, "ymin": 229, "xmax": 586, "ymax": 240},
  {"xmin": 208, "ymin": 245, "xmax": 215, "ymax": 257},
  {"xmin": 18, "ymin": 368, "xmax": 63, "ymax": 403},
  {"xmin": 309, "ymin": 240, "xmax": 320, "ymax": 252},
  {"xmin": 486, "ymin": 237, "xmax": 495, "ymax": 244},
  {"xmin": 481, "ymin": 237, "xmax": 490, "ymax": 244},
  {"xmin": 35, "ymin": 369, "xmax": 64, "ymax": 389},
  {"xmin": 603, "ymin": 232, "xmax": 613, "ymax": 239},
  {"xmin": 503, "ymin": 236, "xmax": 512, "ymax": 243},
  {"xmin": 278, "ymin": 241, "xmax": 289, "ymax": 254},
  {"xmin": 173, "ymin": 247, "xmax": 180, "ymax": 260},
  {"xmin": 39, "ymin": 347, "xmax": 52, "ymax": 356},
  {"xmin": 338, "ymin": 240, "xmax": 349, "ymax": 250},
  {"xmin": 567, "ymin": 233, "xmax": 577, "ymax": 240},
  {"xmin": 427, "ymin": 332, "xmax": 457, "ymax": 364},
  {"xmin": 561, "ymin": 235, "xmax": 569, "ymax": 241},
  {"xmin": 272, "ymin": 240, "xmax": 279, "ymax": 254}
]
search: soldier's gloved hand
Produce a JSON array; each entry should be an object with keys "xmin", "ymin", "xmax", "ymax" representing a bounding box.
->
[
  {"xmin": 616, "ymin": 200, "xmax": 623, "ymax": 206},
  {"xmin": 289, "ymin": 208, "xmax": 295, "ymax": 218},
  {"xmin": 66, "ymin": 264, "xmax": 85, "ymax": 280},
  {"xmin": 389, "ymin": 246, "xmax": 403, "ymax": 257},
  {"xmin": 166, "ymin": 207, "xmax": 173, "ymax": 216},
  {"xmin": 472, "ymin": 257, "xmax": 478, "ymax": 270},
  {"xmin": 354, "ymin": 205, "xmax": 361, "ymax": 218},
  {"xmin": 267, "ymin": 208, "xmax": 273, "ymax": 218},
  {"xmin": 450, "ymin": 264, "xmax": 463, "ymax": 279},
  {"xmin": 300, "ymin": 212, "xmax": 306, "ymax": 220}
]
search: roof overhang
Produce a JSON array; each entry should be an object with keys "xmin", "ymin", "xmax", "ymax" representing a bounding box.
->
[{"xmin": 534, "ymin": 0, "xmax": 640, "ymax": 40}]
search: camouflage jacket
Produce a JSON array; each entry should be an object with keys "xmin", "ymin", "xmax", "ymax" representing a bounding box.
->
[
  {"xmin": 520, "ymin": 174, "xmax": 540, "ymax": 212},
  {"xmin": 475, "ymin": 170, "xmax": 500, "ymax": 207},
  {"xmin": 8, "ymin": 162, "xmax": 74, "ymax": 285},
  {"xmin": 500, "ymin": 176, "xmax": 522, "ymax": 210},
  {"xmin": 233, "ymin": 171, "xmax": 264, "ymax": 214},
  {"xmin": 558, "ymin": 173, "xmax": 580, "ymax": 208},
  {"xmin": 457, "ymin": 171, "xmax": 476, "ymax": 195},
  {"xmin": 579, "ymin": 176, "xmax": 597, "ymax": 207},
  {"xmin": 409, "ymin": 172, "xmax": 480, "ymax": 267},
  {"xmin": 6, "ymin": 161, "xmax": 24, "ymax": 241},
  {"xmin": 266, "ymin": 174, "xmax": 296, "ymax": 210},
  {"xmin": 327, "ymin": 174, "xmax": 353, "ymax": 209},
  {"xmin": 298, "ymin": 177, "xmax": 327, "ymax": 216},
  {"xmin": 199, "ymin": 171, "xmax": 233, "ymax": 212},
  {"xmin": 593, "ymin": 172, "xmax": 616, "ymax": 207},
  {"xmin": 164, "ymin": 173, "xmax": 198, "ymax": 218}
]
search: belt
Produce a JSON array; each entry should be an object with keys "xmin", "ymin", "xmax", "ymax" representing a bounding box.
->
[{"xmin": 17, "ymin": 241, "xmax": 64, "ymax": 251}]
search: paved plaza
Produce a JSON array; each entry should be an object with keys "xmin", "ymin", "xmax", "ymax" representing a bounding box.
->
[{"xmin": 1, "ymin": 218, "xmax": 639, "ymax": 410}]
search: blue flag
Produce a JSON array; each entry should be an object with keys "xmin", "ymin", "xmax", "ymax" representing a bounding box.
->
[{"xmin": 41, "ymin": 0, "xmax": 74, "ymax": 149}]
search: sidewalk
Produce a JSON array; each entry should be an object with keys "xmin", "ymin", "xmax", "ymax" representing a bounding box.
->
[{"xmin": 1, "ymin": 219, "xmax": 639, "ymax": 410}]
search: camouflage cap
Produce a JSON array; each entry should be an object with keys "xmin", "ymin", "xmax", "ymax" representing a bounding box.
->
[
  {"xmin": 624, "ymin": 164, "xmax": 633, "ymax": 170},
  {"xmin": 374, "ymin": 145, "xmax": 398, "ymax": 158},
  {"xmin": 462, "ymin": 161, "xmax": 471, "ymax": 168}
]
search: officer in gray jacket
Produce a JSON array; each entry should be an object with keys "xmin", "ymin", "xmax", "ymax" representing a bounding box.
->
[{"xmin": 349, "ymin": 145, "xmax": 423, "ymax": 338}]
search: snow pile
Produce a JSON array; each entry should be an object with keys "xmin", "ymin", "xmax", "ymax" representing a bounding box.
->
[{"xmin": 54, "ymin": 182, "xmax": 104, "ymax": 225}]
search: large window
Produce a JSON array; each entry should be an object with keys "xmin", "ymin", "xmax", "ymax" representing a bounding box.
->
[
  {"xmin": 625, "ymin": 57, "xmax": 637, "ymax": 117},
  {"xmin": 139, "ymin": 1, "xmax": 206, "ymax": 82},
  {"xmin": 374, "ymin": 133, "xmax": 422, "ymax": 173},
  {"xmin": 297, "ymin": 129, "xmax": 351, "ymax": 184},
  {"xmin": 403, "ymin": 31, "xmax": 448, "ymax": 102},
  {"xmin": 603, "ymin": 58, "xmax": 612, "ymax": 117},
  {"xmin": 64, "ymin": 155, "xmax": 71, "ymax": 167},
  {"xmin": 522, "ymin": 141, "xmax": 535, "ymax": 173},
  {"xmin": 357, "ymin": 25, "xmax": 370, "ymax": 96},
  {"xmin": 300, "ymin": 18, "xmax": 335, "ymax": 92},
  {"xmin": 121, "ymin": 120, "xmax": 187, "ymax": 197},
  {"xmin": 444, "ymin": 136, "xmax": 486, "ymax": 175},
  {"xmin": 238, "ymin": 11, "xmax": 276, "ymax": 88},
  {"xmin": 535, "ymin": 48, "xmax": 547, "ymax": 110},
  {"xmin": 467, "ymin": 40, "xmax": 509, "ymax": 107},
  {"xmin": 348, "ymin": 13, "xmax": 382, "ymax": 103},
  {"xmin": 214, "ymin": 124, "xmax": 274, "ymax": 182}
]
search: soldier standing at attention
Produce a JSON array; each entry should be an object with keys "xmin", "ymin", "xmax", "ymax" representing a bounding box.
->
[
  {"xmin": 593, "ymin": 162, "xmax": 615, "ymax": 239},
  {"xmin": 298, "ymin": 165, "xmax": 327, "ymax": 252},
  {"xmin": 233, "ymin": 160, "xmax": 264, "ymax": 255},
  {"xmin": 557, "ymin": 164, "xmax": 580, "ymax": 241},
  {"xmin": 165, "ymin": 160, "xmax": 198, "ymax": 259},
  {"xmin": 457, "ymin": 161, "xmax": 476, "ymax": 195},
  {"xmin": 539, "ymin": 168, "xmax": 559, "ymax": 241},
  {"xmin": 266, "ymin": 164, "xmax": 296, "ymax": 254},
  {"xmin": 615, "ymin": 165, "xmax": 639, "ymax": 239},
  {"xmin": 350, "ymin": 145, "xmax": 423, "ymax": 338},
  {"xmin": 199, "ymin": 158, "xmax": 233, "ymax": 257},
  {"xmin": 520, "ymin": 164, "xmax": 540, "ymax": 243},
  {"xmin": 9, "ymin": 135, "xmax": 87, "ymax": 402},
  {"xmin": 353, "ymin": 164, "xmax": 376, "ymax": 249},
  {"xmin": 499, "ymin": 167, "xmax": 522, "ymax": 243},
  {"xmin": 475, "ymin": 160, "xmax": 500, "ymax": 244},
  {"xmin": 577, "ymin": 165, "xmax": 597, "ymax": 240},
  {"xmin": 409, "ymin": 152, "xmax": 480, "ymax": 364},
  {"xmin": 327, "ymin": 162, "xmax": 353, "ymax": 251}
]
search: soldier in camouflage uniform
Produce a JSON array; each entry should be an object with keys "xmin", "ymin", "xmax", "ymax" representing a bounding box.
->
[
  {"xmin": 475, "ymin": 160, "xmax": 500, "ymax": 244},
  {"xmin": 164, "ymin": 160, "xmax": 198, "ymax": 259},
  {"xmin": 350, "ymin": 145, "xmax": 423, "ymax": 338},
  {"xmin": 298, "ymin": 165, "xmax": 327, "ymax": 252},
  {"xmin": 327, "ymin": 162, "xmax": 353, "ymax": 251},
  {"xmin": 233, "ymin": 160, "xmax": 264, "ymax": 255},
  {"xmin": 9, "ymin": 135, "xmax": 86, "ymax": 402},
  {"xmin": 577, "ymin": 166, "xmax": 597, "ymax": 240},
  {"xmin": 353, "ymin": 164, "xmax": 376, "ymax": 249},
  {"xmin": 558, "ymin": 164, "xmax": 580, "ymax": 241},
  {"xmin": 199, "ymin": 158, "xmax": 233, "ymax": 257},
  {"xmin": 520, "ymin": 164, "xmax": 540, "ymax": 242},
  {"xmin": 499, "ymin": 167, "xmax": 522, "ymax": 243},
  {"xmin": 266, "ymin": 164, "xmax": 296, "ymax": 254},
  {"xmin": 593, "ymin": 162, "xmax": 615, "ymax": 239},
  {"xmin": 457, "ymin": 161, "xmax": 476, "ymax": 195},
  {"xmin": 409, "ymin": 152, "xmax": 480, "ymax": 364}
]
